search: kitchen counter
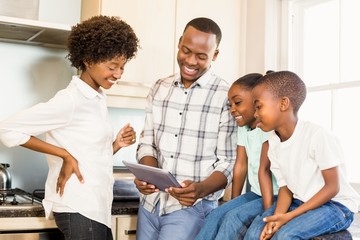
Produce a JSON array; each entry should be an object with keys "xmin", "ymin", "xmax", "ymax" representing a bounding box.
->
[{"xmin": 0, "ymin": 200, "xmax": 139, "ymax": 218}]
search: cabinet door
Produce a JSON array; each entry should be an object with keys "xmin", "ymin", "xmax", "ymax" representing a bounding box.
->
[
  {"xmin": 175, "ymin": 0, "xmax": 243, "ymax": 83},
  {"xmin": 101, "ymin": 0, "xmax": 176, "ymax": 85},
  {"xmin": 115, "ymin": 215, "xmax": 137, "ymax": 240}
]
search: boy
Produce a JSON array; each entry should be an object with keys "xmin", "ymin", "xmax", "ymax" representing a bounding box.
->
[{"xmin": 245, "ymin": 71, "xmax": 360, "ymax": 239}]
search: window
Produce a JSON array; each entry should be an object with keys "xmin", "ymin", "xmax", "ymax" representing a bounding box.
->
[{"xmin": 284, "ymin": 0, "xmax": 360, "ymax": 182}]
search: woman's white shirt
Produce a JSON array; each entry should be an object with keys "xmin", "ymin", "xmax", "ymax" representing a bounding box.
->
[{"xmin": 0, "ymin": 76, "xmax": 115, "ymax": 227}]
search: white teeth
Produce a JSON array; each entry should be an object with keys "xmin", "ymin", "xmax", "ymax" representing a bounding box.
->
[
  {"xmin": 108, "ymin": 79, "xmax": 116, "ymax": 84},
  {"xmin": 184, "ymin": 66, "xmax": 195, "ymax": 73},
  {"xmin": 235, "ymin": 116, "xmax": 243, "ymax": 120}
]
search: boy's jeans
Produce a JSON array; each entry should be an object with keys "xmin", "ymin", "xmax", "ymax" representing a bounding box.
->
[{"xmin": 245, "ymin": 199, "xmax": 354, "ymax": 240}]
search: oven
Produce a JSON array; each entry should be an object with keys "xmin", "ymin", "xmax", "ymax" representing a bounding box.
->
[{"xmin": 0, "ymin": 188, "xmax": 64, "ymax": 240}]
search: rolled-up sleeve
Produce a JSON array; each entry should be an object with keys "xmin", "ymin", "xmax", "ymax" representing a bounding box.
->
[{"xmin": 211, "ymin": 99, "xmax": 237, "ymax": 185}]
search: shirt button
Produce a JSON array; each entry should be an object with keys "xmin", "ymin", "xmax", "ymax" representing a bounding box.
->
[
  {"xmin": 184, "ymin": 91, "xmax": 188, "ymax": 95},
  {"xmin": 179, "ymin": 112, "xmax": 182, "ymax": 115},
  {"xmin": 170, "ymin": 155, "xmax": 174, "ymax": 158},
  {"xmin": 175, "ymin": 134, "xmax": 178, "ymax": 137}
]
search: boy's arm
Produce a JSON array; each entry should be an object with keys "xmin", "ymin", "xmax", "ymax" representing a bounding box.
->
[
  {"xmin": 260, "ymin": 186, "xmax": 293, "ymax": 239},
  {"xmin": 285, "ymin": 166, "xmax": 339, "ymax": 220},
  {"xmin": 231, "ymin": 145, "xmax": 248, "ymax": 198},
  {"xmin": 258, "ymin": 141, "xmax": 274, "ymax": 209}
]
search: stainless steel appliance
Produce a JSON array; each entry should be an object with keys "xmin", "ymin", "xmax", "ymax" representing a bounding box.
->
[
  {"xmin": 0, "ymin": 163, "xmax": 11, "ymax": 190},
  {"xmin": 0, "ymin": 188, "xmax": 64, "ymax": 240},
  {"xmin": 113, "ymin": 166, "xmax": 139, "ymax": 201}
]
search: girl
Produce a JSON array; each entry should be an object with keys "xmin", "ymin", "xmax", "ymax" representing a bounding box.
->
[{"xmin": 195, "ymin": 73, "xmax": 278, "ymax": 240}]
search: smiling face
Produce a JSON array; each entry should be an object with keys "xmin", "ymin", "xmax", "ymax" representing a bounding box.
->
[
  {"xmin": 253, "ymin": 84, "xmax": 282, "ymax": 132},
  {"xmin": 177, "ymin": 26, "xmax": 219, "ymax": 88},
  {"xmin": 228, "ymin": 84, "xmax": 257, "ymax": 129},
  {"xmin": 81, "ymin": 55, "xmax": 127, "ymax": 91}
]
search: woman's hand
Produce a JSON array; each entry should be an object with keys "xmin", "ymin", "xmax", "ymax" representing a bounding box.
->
[
  {"xmin": 57, "ymin": 153, "xmax": 84, "ymax": 196},
  {"xmin": 113, "ymin": 123, "xmax": 136, "ymax": 153}
]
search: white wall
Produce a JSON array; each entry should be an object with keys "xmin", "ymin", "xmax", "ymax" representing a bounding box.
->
[{"xmin": 0, "ymin": 42, "xmax": 76, "ymax": 193}]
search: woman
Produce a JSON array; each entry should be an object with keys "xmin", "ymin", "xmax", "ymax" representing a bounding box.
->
[{"xmin": 0, "ymin": 15, "xmax": 139, "ymax": 240}]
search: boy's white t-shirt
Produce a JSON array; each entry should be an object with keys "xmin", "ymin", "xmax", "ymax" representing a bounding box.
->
[{"xmin": 268, "ymin": 120, "xmax": 360, "ymax": 213}]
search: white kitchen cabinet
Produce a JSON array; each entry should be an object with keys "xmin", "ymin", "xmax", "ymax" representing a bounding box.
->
[{"xmin": 111, "ymin": 214, "xmax": 137, "ymax": 240}]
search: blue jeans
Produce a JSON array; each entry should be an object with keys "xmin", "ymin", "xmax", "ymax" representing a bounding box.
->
[
  {"xmin": 136, "ymin": 199, "xmax": 217, "ymax": 240},
  {"xmin": 196, "ymin": 191, "xmax": 266, "ymax": 240},
  {"xmin": 54, "ymin": 212, "xmax": 113, "ymax": 240},
  {"xmin": 244, "ymin": 199, "xmax": 354, "ymax": 240}
]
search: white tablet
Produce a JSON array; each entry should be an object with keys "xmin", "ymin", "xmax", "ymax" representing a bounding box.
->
[{"xmin": 122, "ymin": 160, "xmax": 182, "ymax": 191}]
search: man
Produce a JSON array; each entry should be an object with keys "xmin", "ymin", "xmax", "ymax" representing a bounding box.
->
[{"xmin": 135, "ymin": 17, "xmax": 237, "ymax": 240}]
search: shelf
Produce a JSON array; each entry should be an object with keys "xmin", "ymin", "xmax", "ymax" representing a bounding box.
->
[{"xmin": 0, "ymin": 16, "xmax": 70, "ymax": 48}]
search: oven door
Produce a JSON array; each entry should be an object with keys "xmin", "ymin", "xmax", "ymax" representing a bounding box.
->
[{"xmin": 0, "ymin": 229, "xmax": 64, "ymax": 240}]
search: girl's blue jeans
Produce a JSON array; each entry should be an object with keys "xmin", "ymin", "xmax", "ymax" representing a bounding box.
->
[
  {"xmin": 244, "ymin": 198, "xmax": 354, "ymax": 240},
  {"xmin": 196, "ymin": 191, "xmax": 266, "ymax": 240}
]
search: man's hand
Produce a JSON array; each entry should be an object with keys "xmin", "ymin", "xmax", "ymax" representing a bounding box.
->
[
  {"xmin": 134, "ymin": 178, "xmax": 159, "ymax": 195},
  {"xmin": 166, "ymin": 180, "xmax": 201, "ymax": 206},
  {"xmin": 56, "ymin": 154, "xmax": 83, "ymax": 196}
]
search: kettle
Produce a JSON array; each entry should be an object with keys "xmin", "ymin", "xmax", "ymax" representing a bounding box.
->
[{"xmin": 0, "ymin": 163, "xmax": 12, "ymax": 190}]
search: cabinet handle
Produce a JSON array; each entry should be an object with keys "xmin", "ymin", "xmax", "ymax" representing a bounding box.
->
[{"xmin": 125, "ymin": 230, "xmax": 137, "ymax": 235}]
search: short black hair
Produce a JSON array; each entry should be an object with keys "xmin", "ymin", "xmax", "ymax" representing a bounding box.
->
[
  {"xmin": 67, "ymin": 15, "xmax": 139, "ymax": 71},
  {"xmin": 256, "ymin": 71, "xmax": 307, "ymax": 113},
  {"xmin": 184, "ymin": 17, "xmax": 222, "ymax": 46}
]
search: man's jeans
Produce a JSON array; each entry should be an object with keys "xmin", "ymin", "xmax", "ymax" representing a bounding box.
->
[{"xmin": 136, "ymin": 199, "xmax": 217, "ymax": 240}]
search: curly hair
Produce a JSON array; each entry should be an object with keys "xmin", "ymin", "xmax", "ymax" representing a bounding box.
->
[
  {"xmin": 66, "ymin": 15, "xmax": 139, "ymax": 71},
  {"xmin": 257, "ymin": 71, "xmax": 307, "ymax": 113}
]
